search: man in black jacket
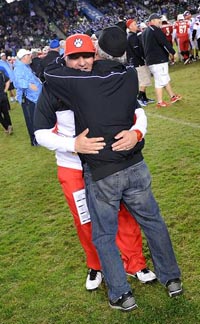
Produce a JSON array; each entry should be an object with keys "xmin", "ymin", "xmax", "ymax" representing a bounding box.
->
[
  {"xmin": 126, "ymin": 18, "xmax": 154, "ymax": 106},
  {"xmin": 38, "ymin": 39, "xmax": 60, "ymax": 82},
  {"xmin": 0, "ymin": 70, "xmax": 13, "ymax": 134},
  {"xmin": 142, "ymin": 13, "xmax": 182, "ymax": 108},
  {"xmin": 43, "ymin": 27, "xmax": 183, "ymax": 310}
]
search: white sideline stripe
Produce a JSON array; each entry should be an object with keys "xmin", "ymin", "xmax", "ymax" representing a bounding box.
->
[{"xmin": 147, "ymin": 113, "xmax": 200, "ymax": 129}]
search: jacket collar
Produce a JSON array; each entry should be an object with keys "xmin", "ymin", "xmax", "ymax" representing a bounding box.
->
[{"xmin": 93, "ymin": 59, "xmax": 126, "ymax": 74}]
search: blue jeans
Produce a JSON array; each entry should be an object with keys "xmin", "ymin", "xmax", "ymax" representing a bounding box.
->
[
  {"xmin": 84, "ymin": 160, "xmax": 181, "ymax": 301},
  {"xmin": 21, "ymin": 98, "xmax": 37, "ymax": 145}
]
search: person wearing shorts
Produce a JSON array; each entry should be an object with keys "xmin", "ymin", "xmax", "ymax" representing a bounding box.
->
[
  {"xmin": 126, "ymin": 18, "xmax": 154, "ymax": 107},
  {"xmin": 142, "ymin": 13, "xmax": 182, "ymax": 108}
]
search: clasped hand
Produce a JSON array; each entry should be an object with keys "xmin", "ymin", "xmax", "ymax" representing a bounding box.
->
[{"xmin": 75, "ymin": 128, "xmax": 139, "ymax": 154}]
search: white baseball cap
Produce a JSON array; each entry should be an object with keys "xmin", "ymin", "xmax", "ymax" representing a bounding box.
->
[
  {"xmin": 140, "ymin": 22, "xmax": 147, "ymax": 29},
  {"xmin": 17, "ymin": 49, "xmax": 31, "ymax": 59},
  {"xmin": 0, "ymin": 52, "xmax": 6, "ymax": 57},
  {"xmin": 161, "ymin": 15, "xmax": 168, "ymax": 22}
]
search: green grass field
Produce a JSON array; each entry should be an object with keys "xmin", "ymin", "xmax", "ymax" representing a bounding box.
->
[{"xmin": 0, "ymin": 61, "xmax": 200, "ymax": 324}]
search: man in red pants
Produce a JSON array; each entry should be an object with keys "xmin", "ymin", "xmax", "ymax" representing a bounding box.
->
[
  {"xmin": 34, "ymin": 35, "xmax": 156, "ymax": 290},
  {"xmin": 173, "ymin": 14, "xmax": 190, "ymax": 64}
]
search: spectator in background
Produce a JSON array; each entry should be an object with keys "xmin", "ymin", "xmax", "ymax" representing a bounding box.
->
[
  {"xmin": 0, "ymin": 63, "xmax": 12, "ymax": 112},
  {"xmin": 192, "ymin": 15, "xmax": 200, "ymax": 53},
  {"xmin": 38, "ymin": 39, "xmax": 61, "ymax": 82},
  {"xmin": 40, "ymin": 47, "xmax": 49, "ymax": 58},
  {"xmin": 0, "ymin": 53, "xmax": 16, "ymax": 104},
  {"xmin": 115, "ymin": 15, "xmax": 127, "ymax": 32},
  {"xmin": 59, "ymin": 39, "xmax": 65, "ymax": 56},
  {"xmin": 30, "ymin": 49, "xmax": 42, "ymax": 78},
  {"xmin": 13, "ymin": 49, "xmax": 42, "ymax": 146},
  {"xmin": 142, "ymin": 13, "xmax": 182, "ymax": 108},
  {"xmin": 126, "ymin": 18, "xmax": 155, "ymax": 107},
  {"xmin": 0, "ymin": 69, "xmax": 13, "ymax": 134}
]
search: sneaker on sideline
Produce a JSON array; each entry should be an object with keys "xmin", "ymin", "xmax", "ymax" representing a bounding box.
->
[
  {"xmin": 184, "ymin": 57, "xmax": 190, "ymax": 65},
  {"xmin": 170, "ymin": 94, "xmax": 182, "ymax": 104},
  {"xmin": 7, "ymin": 125, "xmax": 13, "ymax": 135},
  {"xmin": 156, "ymin": 101, "xmax": 170, "ymax": 108},
  {"xmin": 127, "ymin": 268, "xmax": 157, "ymax": 283},
  {"xmin": 166, "ymin": 278, "xmax": 183, "ymax": 297},
  {"xmin": 138, "ymin": 99, "xmax": 147, "ymax": 107},
  {"xmin": 145, "ymin": 98, "xmax": 155, "ymax": 104},
  {"xmin": 85, "ymin": 269, "xmax": 103, "ymax": 291},
  {"xmin": 109, "ymin": 291, "xmax": 138, "ymax": 311},
  {"xmin": 31, "ymin": 138, "xmax": 40, "ymax": 146}
]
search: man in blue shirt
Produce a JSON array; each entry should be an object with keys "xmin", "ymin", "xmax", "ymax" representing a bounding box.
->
[
  {"xmin": 0, "ymin": 53, "xmax": 16, "ymax": 104},
  {"xmin": 14, "ymin": 49, "xmax": 42, "ymax": 146}
]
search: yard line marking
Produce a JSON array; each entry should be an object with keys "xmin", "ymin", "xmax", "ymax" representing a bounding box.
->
[{"xmin": 147, "ymin": 113, "xmax": 200, "ymax": 129}]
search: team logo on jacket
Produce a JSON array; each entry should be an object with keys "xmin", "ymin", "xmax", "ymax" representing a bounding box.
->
[{"xmin": 74, "ymin": 39, "xmax": 83, "ymax": 48}]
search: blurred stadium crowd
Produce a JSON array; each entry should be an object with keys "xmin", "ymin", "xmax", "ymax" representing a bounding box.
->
[{"xmin": 0, "ymin": 0, "xmax": 200, "ymax": 56}]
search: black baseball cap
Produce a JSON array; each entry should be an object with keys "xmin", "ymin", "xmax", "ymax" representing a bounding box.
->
[
  {"xmin": 98, "ymin": 26, "xmax": 127, "ymax": 57},
  {"xmin": 148, "ymin": 13, "xmax": 162, "ymax": 21}
]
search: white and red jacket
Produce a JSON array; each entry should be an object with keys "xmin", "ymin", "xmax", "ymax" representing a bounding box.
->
[{"xmin": 35, "ymin": 108, "xmax": 147, "ymax": 170}]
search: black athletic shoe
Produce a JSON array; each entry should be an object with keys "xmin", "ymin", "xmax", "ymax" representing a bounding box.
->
[
  {"xmin": 109, "ymin": 291, "xmax": 137, "ymax": 311},
  {"xmin": 166, "ymin": 279, "xmax": 183, "ymax": 297},
  {"xmin": 145, "ymin": 98, "xmax": 155, "ymax": 104}
]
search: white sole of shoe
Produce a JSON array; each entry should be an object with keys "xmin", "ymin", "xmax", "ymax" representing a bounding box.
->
[
  {"xmin": 168, "ymin": 288, "xmax": 183, "ymax": 297},
  {"xmin": 126, "ymin": 272, "xmax": 157, "ymax": 284},
  {"xmin": 109, "ymin": 302, "xmax": 138, "ymax": 311}
]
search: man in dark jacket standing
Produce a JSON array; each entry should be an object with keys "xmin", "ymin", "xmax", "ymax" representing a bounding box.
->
[
  {"xmin": 142, "ymin": 13, "xmax": 182, "ymax": 108},
  {"xmin": 0, "ymin": 70, "xmax": 13, "ymax": 134},
  {"xmin": 38, "ymin": 39, "xmax": 60, "ymax": 82},
  {"xmin": 126, "ymin": 18, "xmax": 154, "ymax": 106}
]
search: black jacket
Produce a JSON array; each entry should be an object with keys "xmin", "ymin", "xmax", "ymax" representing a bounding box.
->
[
  {"xmin": 30, "ymin": 57, "xmax": 42, "ymax": 78},
  {"xmin": 127, "ymin": 32, "xmax": 145, "ymax": 67},
  {"xmin": 142, "ymin": 25, "xmax": 175, "ymax": 65},
  {"xmin": 0, "ymin": 70, "xmax": 9, "ymax": 97},
  {"xmin": 35, "ymin": 59, "xmax": 144, "ymax": 180},
  {"xmin": 38, "ymin": 50, "xmax": 61, "ymax": 82}
]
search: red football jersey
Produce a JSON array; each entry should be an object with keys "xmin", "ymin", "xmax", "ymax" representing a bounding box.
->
[
  {"xmin": 161, "ymin": 23, "xmax": 173, "ymax": 43},
  {"xmin": 173, "ymin": 20, "xmax": 190, "ymax": 37}
]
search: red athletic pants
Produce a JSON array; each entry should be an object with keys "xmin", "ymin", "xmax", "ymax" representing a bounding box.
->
[
  {"xmin": 58, "ymin": 166, "xmax": 147, "ymax": 274},
  {"xmin": 177, "ymin": 36, "xmax": 190, "ymax": 55}
]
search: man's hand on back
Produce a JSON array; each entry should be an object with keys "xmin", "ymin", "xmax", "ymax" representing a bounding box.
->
[
  {"xmin": 112, "ymin": 130, "xmax": 139, "ymax": 151},
  {"xmin": 75, "ymin": 128, "xmax": 106, "ymax": 154}
]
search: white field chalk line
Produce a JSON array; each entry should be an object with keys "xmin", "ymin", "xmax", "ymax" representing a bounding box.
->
[{"xmin": 147, "ymin": 113, "xmax": 200, "ymax": 129}]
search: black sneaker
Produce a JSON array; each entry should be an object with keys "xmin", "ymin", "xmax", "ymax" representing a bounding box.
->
[
  {"xmin": 145, "ymin": 98, "xmax": 155, "ymax": 104},
  {"xmin": 166, "ymin": 279, "xmax": 183, "ymax": 297},
  {"xmin": 137, "ymin": 99, "xmax": 147, "ymax": 107},
  {"xmin": 109, "ymin": 291, "xmax": 137, "ymax": 311},
  {"xmin": 31, "ymin": 138, "xmax": 40, "ymax": 146}
]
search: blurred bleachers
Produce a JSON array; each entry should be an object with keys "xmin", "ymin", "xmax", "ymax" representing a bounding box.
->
[{"xmin": 0, "ymin": 0, "xmax": 199, "ymax": 54}]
